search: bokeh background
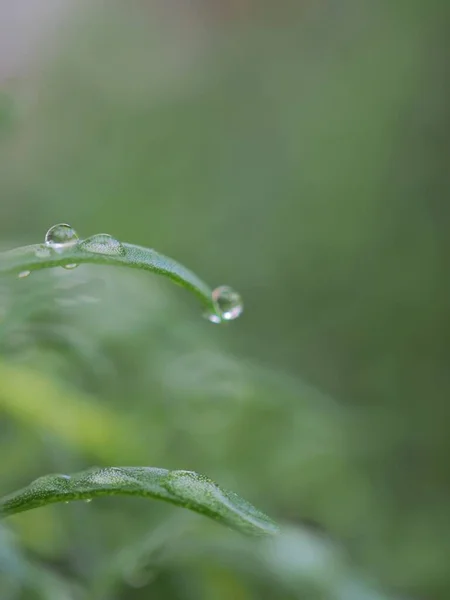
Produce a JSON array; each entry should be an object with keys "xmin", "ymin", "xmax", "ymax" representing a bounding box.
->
[{"xmin": 1, "ymin": 1, "xmax": 449, "ymax": 598}]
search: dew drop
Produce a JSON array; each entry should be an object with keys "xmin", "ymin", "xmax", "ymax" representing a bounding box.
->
[
  {"xmin": 63, "ymin": 263, "xmax": 78, "ymax": 270},
  {"xmin": 18, "ymin": 270, "xmax": 31, "ymax": 279},
  {"xmin": 206, "ymin": 312, "xmax": 222, "ymax": 324},
  {"xmin": 45, "ymin": 223, "xmax": 79, "ymax": 250},
  {"xmin": 206, "ymin": 285, "xmax": 243, "ymax": 323},
  {"xmin": 79, "ymin": 233, "xmax": 125, "ymax": 256},
  {"xmin": 84, "ymin": 498, "xmax": 92, "ymax": 504}
]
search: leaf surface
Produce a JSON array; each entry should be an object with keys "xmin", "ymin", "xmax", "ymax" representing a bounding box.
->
[
  {"xmin": 0, "ymin": 467, "xmax": 278, "ymax": 536},
  {"xmin": 0, "ymin": 241, "xmax": 218, "ymax": 317}
]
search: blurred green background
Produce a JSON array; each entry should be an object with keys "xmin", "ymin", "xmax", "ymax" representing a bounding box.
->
[{"xmin": 1, "ymin": 0, "xmax": 449, "ymax": 598}]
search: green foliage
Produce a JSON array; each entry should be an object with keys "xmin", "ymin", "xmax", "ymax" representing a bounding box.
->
[
  {"xmin": 1, "ymin": 0, "xmax": 449, "ymax": 598},
  {"xmin": 0, "ymin": 237, "xmax": 270, "ymax": 535},
  {"xmin": 0, "ymin": 467, "xmax": 278, "ymax": 536},
  {"xmin": 0, "ymin": 240, "xmax": 217, "ymax": 317}
]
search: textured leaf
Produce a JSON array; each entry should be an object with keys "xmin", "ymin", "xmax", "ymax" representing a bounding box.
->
[
  {"xmin": 0, "ymin": 241, "xmax": 218, "ymax": 317},
  {"xmin": 0, "ymin": 467, "xmax": 278, "ymax": 536}
]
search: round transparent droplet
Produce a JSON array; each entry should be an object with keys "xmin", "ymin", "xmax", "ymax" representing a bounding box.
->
[
  {"xmin": 79, "ymin": 233, "xmax": 125, "ymax": 256},
  {"xmin": 207, "ymin": 285, "xmax": 243, "ymax": 323},
  {"xmin": 63, "ymin": 263, "xmax": 78, "ymax": 270},
  {"xmin": 18, "ymin": 270, "xmax": 31, "ymax": 279},
  {"xmin": 45, "ymin": 223, "xmax": 79, "ymax": 250}
]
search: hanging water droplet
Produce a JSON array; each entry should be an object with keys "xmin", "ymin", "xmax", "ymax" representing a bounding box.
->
[
  {"xmin": 206, "ymin": 285, "xmax": 243, "ymax": 323},
  {"xmin": 45, "ymin": 223, "xmax": 79, "ymax": 250},
  {"xmin": 206, "ymin": 311, "xmax": 222, "ymax": 324},
  {"xmin": 18, "ymin": 270, "xmax": 31, "ymax": 279},
  {"xmin": 79, "ymin": 233, "xmax": 125, "ymax": 256}
]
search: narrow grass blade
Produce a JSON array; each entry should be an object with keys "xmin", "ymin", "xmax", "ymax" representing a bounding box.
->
[
  {"xmin": 0, "ymin": 241, "xmax": 217, "ymax": 316},
  {"xmin": 0, "ymin": 467, "xmax": 279, "ymax": 536}
]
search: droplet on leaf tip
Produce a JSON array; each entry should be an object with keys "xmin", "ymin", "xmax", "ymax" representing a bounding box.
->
[
  {"xmin": 206, "ymin": 285, "xmax": 243, "ymax": 323},
  {"xmin": 205, "ymin": 312, "xmax": 222, "ymax": 324}
]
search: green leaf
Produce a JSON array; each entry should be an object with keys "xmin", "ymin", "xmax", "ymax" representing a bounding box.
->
[
  {"xmin": 0, "ymin": 240, "xmax": 218, "ymax": 318},
  {"xmin": 0, "ymin": 467, "xmax": 279, "ymax": 537}
]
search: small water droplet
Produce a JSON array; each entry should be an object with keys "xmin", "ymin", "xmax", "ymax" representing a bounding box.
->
[
  {"xmin": 206, "ymin": 312, "xmax": 222, "ymax": 324},
  {"xmin": 84, "ymin": 498, "xmax": 92, "ymax": 503},
  {"xmin": 64, "ymin": 501, "xmax": 70, "ymax": 505},
  {"xmin": 18, "ymin": 270, "xmax": 30, "ymax": 279},
  {"xmin": 79, "ymin": 233, "xmax": 125, "ymax": 256},
  {"xmin": 207, "ymin": 285, "xmax": 243, "ymax": 323},
  {"xmin": 45, "ymin": 223, "xmax": 79, "ymax": 250},
  {"xmin": 63, "ymin": 263, "xmax": 78, "ymax": 270}
]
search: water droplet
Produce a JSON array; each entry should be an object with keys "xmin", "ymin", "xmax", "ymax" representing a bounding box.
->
[
  {"xmin": 64, "ymin": 501, "xmax": 70, "ymax": 505},
  {"xmin": 79, "ymin": 233, "xmax": 125, "ymax": 256},
  {"xmin": 206, "ymin": 312, "xmax": 222, "ymax": 324},
  {"xmin": 45, "ymin": 223, "xmax": 79, "ymax": 250},
  {"xmin": 207, "ymin": 285, "xmax": 243, "ymax": 323},
  {"xmin": 63, "ymin": 263, "xmax": 78, "ymax": 270},
  {"xmin": 18, "ymin": 270, "xmax": 30, "ymax": 279},
  {"xmin": 84, "ymin": 498, "xmax": 92, "ymax": 503}
]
